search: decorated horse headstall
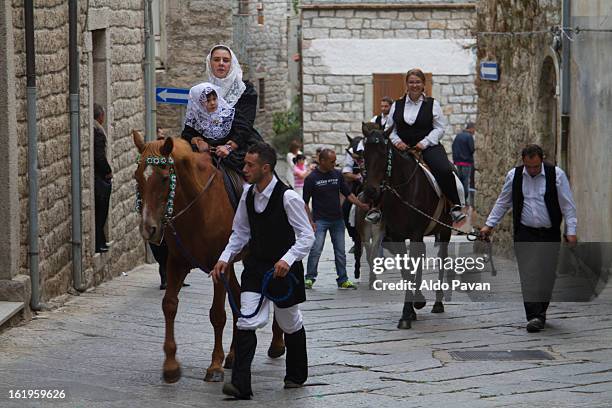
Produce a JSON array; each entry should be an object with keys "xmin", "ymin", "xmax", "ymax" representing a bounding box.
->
[
  {"xmin": 363, "ymin": 132, "xmax": 393, "ymax": 179},
  {"xmin": 134, "ymin": 154, "xmax": 177, "ymax": 226}
]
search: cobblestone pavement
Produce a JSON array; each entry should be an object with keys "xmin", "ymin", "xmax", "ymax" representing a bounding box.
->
[{"xmin": 1, "ymin": 235, "xmax": 611, "ymax": 407}]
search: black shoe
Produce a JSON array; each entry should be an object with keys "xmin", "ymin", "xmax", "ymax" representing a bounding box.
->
[
  {"xmin": 101, "ymin": 242, "xmax": 110, "ymax": 250},
  {"xmin": 526, "ymin": 317, "xmax": 545, "ymax": 332},
  {"xmin": 159, "ymin": 283, "xmax": 167, "ymax": 290},
  {"xmin": 284, "ymin": 380, "xmax": 304, "ymax": 389},
  {"xmin": 222, "ymin": 383, "xmax": 251, "ymax": 400},
  {"xmin": 95, "ymin": 246, "xmax": 109, "ymax": 253}
]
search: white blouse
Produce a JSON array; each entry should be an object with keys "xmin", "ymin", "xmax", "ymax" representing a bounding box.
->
[{"xmin": 385, "ymin": 94, "xmax": 446, "ymax": 148}]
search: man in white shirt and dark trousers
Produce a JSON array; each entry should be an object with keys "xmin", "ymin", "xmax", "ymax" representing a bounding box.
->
[
  {"xmin": 480, "ymin": 144, "xmax": 578, "ymax": 333},
  {"xmin": 212, "ymin": 143, "xmax": 315, "ymax": 399},
  {"xmin": 370, "ymin": 96, "xmax": 393, "ymax": 128}
]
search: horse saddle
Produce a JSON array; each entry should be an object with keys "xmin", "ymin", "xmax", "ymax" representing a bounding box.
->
[
  {"xmin": 218, "ymin": 161, "xmax": 244, "ymax": 211},
  {"xmin": 404, "ymin": 151, "xmax": 465, "ymax": 207}
]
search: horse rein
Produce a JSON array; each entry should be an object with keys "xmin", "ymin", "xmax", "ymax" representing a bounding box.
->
[{"xmin": 365, "ymin": 133, "xmax": 482, "ymax": 241}]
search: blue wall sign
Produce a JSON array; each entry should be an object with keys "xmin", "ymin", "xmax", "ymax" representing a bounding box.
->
[
  {"xmin": 156, "ymin": 87, "xmax": 189, "ymax": 105},
  {"xmin": 480, "ymin": 61, "xmax": 499, "ymax": 81}
]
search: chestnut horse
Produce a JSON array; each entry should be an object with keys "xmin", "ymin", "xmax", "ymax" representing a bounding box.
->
[{"xmin": 132, "ymin": 131, "xmax": 285, "ymax": 383}]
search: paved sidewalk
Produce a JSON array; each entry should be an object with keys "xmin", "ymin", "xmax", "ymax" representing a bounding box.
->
[{"xmin": 1, "ymin": 234, "xmax": 611, "ymax": 407}]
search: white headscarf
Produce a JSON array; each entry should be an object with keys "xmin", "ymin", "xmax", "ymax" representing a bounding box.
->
[
  {"xmin": 205, "ymin": 45, "xmax": 247, "ymax": 107},
  {"xmin": 184, "ymin": 82, "xmax": 235, "ymax": 141}
]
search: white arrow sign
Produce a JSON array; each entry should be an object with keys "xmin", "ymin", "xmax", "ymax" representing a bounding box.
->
[{"xmin": 157, "ymin": 89, "xmax": 188, "ymax": 102}]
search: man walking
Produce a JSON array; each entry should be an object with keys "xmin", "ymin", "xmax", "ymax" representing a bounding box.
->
[
  {"xmin": 93, "ymin": 104, "xmax": 112, "ymax": 253},
  {"xmin": 304, "ymin": 149, "xmax": 369, "ymax": 289},
  {"xmin": 480, "ymin": 144, "xmax": 577, "ymax": 333},
  {"xmin": 452, "ymin": 122, "xmax": 475, "ymax": 207},
  {"xmin": 212, "ymin": 143, "xmax": 315, "ymax": 399}
]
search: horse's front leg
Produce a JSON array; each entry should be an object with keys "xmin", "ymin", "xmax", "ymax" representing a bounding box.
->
[
  {"xmin": 223, "ymin": 264, "xmax": 240, "ymax": 369},
  {"xmin": 162, "ymin": 257, "xmax": 187, "ymax": 383},
  {"xmin": 432, "ymin": 235, "xmax": 449, "ymax": 313},
  {"xmin": 205, "ymin": 276, "xmax": 227, "ymax": 382},
  {"xmin": 268, "ymin": 316, "xmax": 286, "ymax": 359}
]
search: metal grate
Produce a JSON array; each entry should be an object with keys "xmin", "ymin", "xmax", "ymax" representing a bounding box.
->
[{"xmin": 449, "ymin": 350, "xmax": 554, "ymax": 361}]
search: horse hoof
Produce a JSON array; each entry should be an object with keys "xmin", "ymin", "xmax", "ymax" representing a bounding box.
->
[
  {"xmin": 163, "ymin": 366, "xmax": 182, "ymax": 384},
  {"xmin": 204, "ymin": 369, "xmax": 224, "ymax": 382},
  {"xmin": 355, "ymin": 270, "xmax": 361, "ymax": 280},
  {"xmin": 267, "ymin": 345, "xmax": 286, "ymax": 359},
  {"xmin": 223, "ymin": 355, "xmax": 234, "ymax": 369},
  {"xmin": 431, "ymin": 302, "xmax": 445, "ymax": 314},
  {"xmin": 397, "ymin": 319, "xmax": 412, "ymax": 330},
  {"xmin": 413, "ymin": 292, "xmax": 426, "ymax": 310}
]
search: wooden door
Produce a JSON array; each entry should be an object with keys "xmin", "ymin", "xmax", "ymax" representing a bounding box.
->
[{"xmin": 372, "ymin": 73, "xmax": 433, "ymax": 115}]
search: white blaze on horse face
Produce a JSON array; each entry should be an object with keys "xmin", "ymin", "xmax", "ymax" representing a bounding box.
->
[{"xmin": 143, "ymin": 165, "xmax": 154, "ymax": 181}]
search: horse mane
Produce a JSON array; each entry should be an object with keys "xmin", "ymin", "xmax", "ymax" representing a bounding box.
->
[{"xmin": 143, "ymin": 136, "xmax": 196, "ymax": 162}]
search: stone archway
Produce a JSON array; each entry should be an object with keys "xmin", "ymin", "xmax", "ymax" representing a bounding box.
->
[{"xmin": 537, "ymin": 57, "xmax": 558, "ymax": 163}]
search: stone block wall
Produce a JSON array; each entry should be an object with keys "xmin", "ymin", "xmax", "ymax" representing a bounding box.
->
[
  {"xmin": 156, "ymin": 0, "xmax": 234, "ymax": 134},
  {"xmin": 11, "ymin": 1, "xmax": 147, "ymax": 302},
  {"xmin": 243, "ymin": 0, "xmax": 294, "ymax": 140},
  {"xmin": 474, "ymin": 0, "xmax": 561, "ymax": 243},
  {"xmin": 301, "ymin": 3, "xmax": 477, "ymax": 156}
]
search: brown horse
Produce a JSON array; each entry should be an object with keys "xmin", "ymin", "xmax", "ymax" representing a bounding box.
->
[
  {"xmin": 132, "ymin": 131, "xmax": 285, "ymax": 383},
  {"xmin": 361, "ymin": 124, "xmax": 452, "ymax": 329}
]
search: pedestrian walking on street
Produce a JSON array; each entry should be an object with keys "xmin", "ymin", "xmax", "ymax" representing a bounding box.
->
[
  {"xmin": 385, "ymin": 68, "xmax": 466, "ymax": 224},
  {"xmin": 212, "ymin": 143, "xmax": 315, "ymax": 400},
  {"xmin": 286, "ymin": 139, "xmax": 302, "ymax": 187},
  {"xmin": 292, "ymin": 154, "xmax": 310, "ymax": 196},
  {"xmin": 304, "ymin": 148, "xmax": 369, "ymax": 290},
  {"xmin": 452, "ymin": 122, "xmax": 476, "ymax": 208},
  {"xmin": 93, "ymin": 104, "xmax": 112, "ymax": 253},
  {"xmin": 370, "ymin": 96, "xmax": 393, "ymax": 128},
  {"xmin": 480, "ymin": 144, "xmax": 578, "ymax": 333}
]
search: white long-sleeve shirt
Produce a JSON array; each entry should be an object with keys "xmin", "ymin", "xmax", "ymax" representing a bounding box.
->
[
  {"xmin": 219, "ymin": 176, "xmax": 315, "ymax": 265},
  {"xmin": 485, "ymin": 164, "xmax": 578, "ymax": 235},
  {"xmin": 385, "ymin": 94, "xmax": 446, "ymax": 148}
]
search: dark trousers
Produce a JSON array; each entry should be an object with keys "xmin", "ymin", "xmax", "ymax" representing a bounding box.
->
[
  {"xmin": 422, "ymin": 144, "xmax": 461, "ymax": 205},
  {"xmin": 514, "ymin": 224, "xmax": 561, "ymax": 322},
  {"xmin": 456, "ymin": 164, "xmax": 471, "ymax": 204},
  {"xmin": 232, "ymin": 327, "xmax": 307, "ymax": 395},
  {"xmin": 94, "ymin": 177, "xmax": 112, "ymax": 249},
  {"xmin": 149, "ymin": 240, "xmax": 168, "ymax": 285}
]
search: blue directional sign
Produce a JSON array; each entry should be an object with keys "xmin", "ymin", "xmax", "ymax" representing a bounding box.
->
[
  {"xmin": 156, "ymin": 87, "xmax": 189, "ymax": 105},
  {"xmin": 480, "ymin": 61, "xmax": 499, "ymax": 81}
]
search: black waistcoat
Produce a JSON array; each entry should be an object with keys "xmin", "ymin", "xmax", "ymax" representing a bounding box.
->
[
  {"xmin": 374, "ymin": 114, "xmax": 383, "ymax": 128},
  {"xmin": 393, "ymin": 96, "xmax": 434, "ymax": 147},
  {"xmin": 243, "ymin": 180, "xmax": 305, "ymax": 307},
  {"xmin": 511, "ymin": 163, "xmax": 562, "ymax": 236}
]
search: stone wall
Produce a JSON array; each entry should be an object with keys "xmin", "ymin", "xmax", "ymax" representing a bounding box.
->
[
  {"xmin": 10, "ymin": 1, "xmax": 147, "ymax": 303},
  {"xmin": 474, "ymin": 0, "xmax": 561, "ymax": 243},
  {"xmin": 156, "ymin": 0, "xmax": 234, "ymax": 134},
  {"xmin": 301, "ymin": 3, "xmax": 477, "ymax": 156},
  {"xmin": 242, "ymin": 0, "xmax": 295, "ymax": 140}
]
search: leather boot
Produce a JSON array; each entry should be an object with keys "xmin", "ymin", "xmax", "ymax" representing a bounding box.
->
[
  {"xmin": 284, "ymin": 327, "xmax": 308, "ymax": 386},
  {"xmin": 230, "ymin": 329, "xmax": 257, "ymax": 398}
]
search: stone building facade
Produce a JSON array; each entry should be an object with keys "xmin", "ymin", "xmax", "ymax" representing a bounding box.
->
[
  {"xmin": 300, "ymin": 1, "xmax": 478, "ymax": 156},
  {"xmin": 155, "ymin": 0, "xmax": 297, "ymax": 141},
  {"xmin": 0, "ymin": 1, "xmax": 148, "ymax": 318},
  {"xmin": 474, "ymin": 0, "xmax": 612, "ymax": 243}
]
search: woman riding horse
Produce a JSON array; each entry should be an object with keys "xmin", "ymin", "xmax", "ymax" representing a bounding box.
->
[
  {"xmin": 385, "ymin": 68, "xmax": 465, "ymax": 224},
  {"xmin": 181, "ymin": 45, "xmax": 263, "ymax": 174}
]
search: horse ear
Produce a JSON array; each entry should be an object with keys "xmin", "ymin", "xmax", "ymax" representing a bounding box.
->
[
  {"xmin": 361, "ymin": 122, "xmax": 369, "ymax": 136},
  {"xmin": 346, "ymin": 133, "xmax": 353, "ymax": 143},
  {"xmin": 160, "ymin": 136, "xmax": 174, "ymax": 157},
  {"xmin": 132, "ymin": 129, "xmax": 146, "ymax": 153}
]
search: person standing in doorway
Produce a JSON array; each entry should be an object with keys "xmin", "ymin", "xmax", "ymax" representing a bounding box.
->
[
  {"xmin": 370, "ymin": 96, "xmax": 393, "ymax": 128},
  {"xmin": 93, "ymin": 104, "xmax": 112, "ymax": 253},
  {"xmin": 480, "ymin": 144, "xmax": 577, "ymax": 333},
  {"xmin": 303, "ymin": 149, "xmax": 369, "ymax": 290}
]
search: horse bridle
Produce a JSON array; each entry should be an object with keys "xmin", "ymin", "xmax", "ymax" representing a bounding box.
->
[
  {"xmin": 135, "ymin": 152, "xmax": 217, "ymax": 244},
  {"xmin": 364, "ymin": 132, "xmax": 481, "ymax": 241}
]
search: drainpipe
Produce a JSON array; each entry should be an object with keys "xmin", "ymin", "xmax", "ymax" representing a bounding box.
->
[
  {"xmin": 560, "ymin": 0, "xmax": 571, "ymax": 169},
  {"xmin": 144, "ymin": 0, "xmax": 155, "ymax": 141},
  {"xmin": 24, "ymin": 0, "xmax": 41, "ymax": 310},
  {"xmin": 69, "ymin": 0, "xmax": 85, "ymax": 292}
]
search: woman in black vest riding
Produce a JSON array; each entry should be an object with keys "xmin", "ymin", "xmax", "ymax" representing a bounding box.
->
[{"xmin": 385, "ymin": 68, "xmax": 465, "ymax": 223}]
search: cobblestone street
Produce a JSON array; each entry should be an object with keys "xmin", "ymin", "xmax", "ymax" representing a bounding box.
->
[{"xmin": 1, "ymin": 235, "xmax": 611, "ymax": 407}]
